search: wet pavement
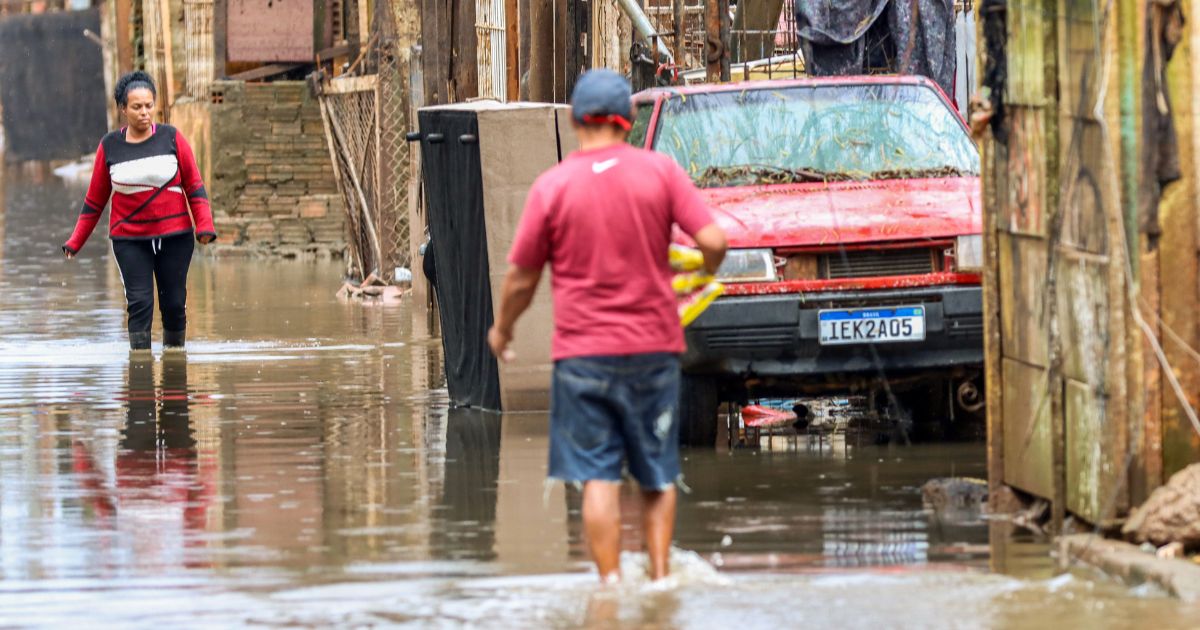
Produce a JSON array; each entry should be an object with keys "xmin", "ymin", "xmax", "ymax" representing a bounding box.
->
[{"xmin": 2, "ymin": 169, "xmax": 1199, "ymax": 627}]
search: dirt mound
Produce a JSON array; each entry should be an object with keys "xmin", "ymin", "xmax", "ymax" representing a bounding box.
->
[{"xmin": 1122, "ymin": 464, "xmax": 1200, "ymax": 549}]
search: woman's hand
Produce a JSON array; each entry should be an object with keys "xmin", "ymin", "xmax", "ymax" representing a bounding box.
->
[
  {"xmin": 198, "ymin": 234, "xmax": 215, "ymax": 245},
  {"xmin": 63, "ymin": 246, "xmax": 76, "ymax": 260}
]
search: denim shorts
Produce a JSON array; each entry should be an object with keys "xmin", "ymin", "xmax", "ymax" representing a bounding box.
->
[{"xmin": 549, "ymin": 353, "xmax": 681, "ymax": 490}]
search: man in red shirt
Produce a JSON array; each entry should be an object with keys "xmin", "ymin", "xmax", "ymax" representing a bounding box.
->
[{"xmin": 488, "ymin": 69, "xmax": 727, "ymax": 582}]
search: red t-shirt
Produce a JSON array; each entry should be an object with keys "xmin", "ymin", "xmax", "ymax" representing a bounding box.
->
[{"xmin": 508, "ymin": 144, "xmax": 715, "ymax": 360}]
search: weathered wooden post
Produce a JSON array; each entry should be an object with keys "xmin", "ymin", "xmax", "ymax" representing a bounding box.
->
[{"xmin": 704, "ymin": 0, "xmax": 728, "ymax": 82}]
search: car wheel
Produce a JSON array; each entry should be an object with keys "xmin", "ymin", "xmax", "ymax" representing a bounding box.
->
[{"xmin": 679, "ymin": 374, "xmax": 719, "ymax": 447}]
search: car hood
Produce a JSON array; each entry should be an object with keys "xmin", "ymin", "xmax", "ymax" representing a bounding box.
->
[{"xmin": 699, "ymin": 177, "xmax": 982, "ymax": 248}]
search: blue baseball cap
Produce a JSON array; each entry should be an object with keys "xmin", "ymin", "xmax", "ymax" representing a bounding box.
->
[{"xmin": 570, "ymin": 69, "xmax": 633, "ymax": 130}]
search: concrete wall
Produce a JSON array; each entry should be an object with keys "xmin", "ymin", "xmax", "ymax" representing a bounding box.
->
[{"xmin": 173, "ymin": 80, "xmax": 345, "ymax": 256}]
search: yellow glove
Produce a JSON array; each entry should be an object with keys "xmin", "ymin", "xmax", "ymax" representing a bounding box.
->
[
  {"xmin": 669, "ymin": 244, "xmax": 705, "ymax": 272},
  {"xmin": 678, "ymin": 281, "xmax": 725, "ymax": 327},
  {"xmin": 672, "ymin": 271, "xmax": 714, "ymax": 295}
]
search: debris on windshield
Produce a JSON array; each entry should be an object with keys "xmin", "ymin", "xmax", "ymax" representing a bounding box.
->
[
  {"xmin": 867, "ymin": 166, "xmax": 975, "ymax": 180},
  {"xmin": 694, "ymin": 165, "xmax": 856, "ymax": 187}
]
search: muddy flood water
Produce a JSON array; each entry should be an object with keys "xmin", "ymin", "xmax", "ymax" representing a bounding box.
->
[{"xmin": 2, "ymin": 170, "xmax": 1199, "ymax": 628}]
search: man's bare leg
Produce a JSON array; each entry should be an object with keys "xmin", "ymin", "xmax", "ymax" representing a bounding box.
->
[
  {"xmin": 641, "ymin": 486, "xmax": 677, "ymax": 580},
  {"xmin": 583, "ymin": 480, "xmax": 622, "ymax": 581}
]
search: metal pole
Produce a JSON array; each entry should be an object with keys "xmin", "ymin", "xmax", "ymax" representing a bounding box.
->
[{"xmin": 616, "ymin": 0, "xmax": 674, "ymax": 64}]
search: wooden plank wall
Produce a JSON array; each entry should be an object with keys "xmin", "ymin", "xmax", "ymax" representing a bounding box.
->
[
  {"xmin": 419, "ymin": 0, "xmax": 480, "ymax": 104},
  {"xmin": 1157, "ymin": 0, "xmax": 1200, "ymax": 477},
  {"xmin": 985, "ymin": 0, "xmax": 1200, "ymax": 527}
]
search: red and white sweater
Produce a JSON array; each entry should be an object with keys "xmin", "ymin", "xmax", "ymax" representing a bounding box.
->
[{"xmin": 63, "ymin": 124, "xmax": 217, "ymax": 254}]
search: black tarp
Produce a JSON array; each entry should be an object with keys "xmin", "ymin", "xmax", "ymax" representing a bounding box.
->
[
  {"xmin": 795, "ymin": 0, "xmax": 957, "ymax": 97},
  {"xmin": 980, "ymin": 0, "xmax": 1007, "ymax": 143},
  {"xmin": 418, "ymin": 109, "xmax": 502, "ymax": 410},
  {"xmin": 0, "ymin": 9, "xmax": 107, "ymax": 162}
]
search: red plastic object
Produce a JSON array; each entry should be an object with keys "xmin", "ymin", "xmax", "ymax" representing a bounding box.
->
[{"xmin": 741, "ymin": 405, "xmax": 798, "ymax": 428}]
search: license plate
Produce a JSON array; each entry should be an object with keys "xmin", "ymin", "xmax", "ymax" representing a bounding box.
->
[{"xmin": 818, "ymin": 306, "xmax": 926, "ymax": 345}]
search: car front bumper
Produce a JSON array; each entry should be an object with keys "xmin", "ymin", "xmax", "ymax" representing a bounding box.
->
[{"xmin": 682, "ymin": 284, "xmax": 984, "ymax": 378}]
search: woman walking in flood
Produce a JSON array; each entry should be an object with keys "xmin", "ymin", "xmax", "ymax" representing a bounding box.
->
[{"xmin": 63, "ymin": 71, "xmax": 217, "ymax": 351}]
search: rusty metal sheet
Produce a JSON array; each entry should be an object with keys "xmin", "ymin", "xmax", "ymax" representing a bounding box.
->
[
  {"xmin": 998, "ymin": 233, "xmax": 1049, "ymax": 368},
  {"xmin": 1002, "ymin": 358, "xmax": 1054, "ymax": 499},
  {"xmin": 227, "ymin": 0, "xmax": 314, "ymax": 62}
]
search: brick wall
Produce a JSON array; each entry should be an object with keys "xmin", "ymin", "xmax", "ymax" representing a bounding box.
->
[{"xmin": 174, "ymin": 80, "xmax": 345, "ymax": 256}]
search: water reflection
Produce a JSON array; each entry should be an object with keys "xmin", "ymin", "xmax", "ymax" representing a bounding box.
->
[
  {"xmin": 2, "ymin": 167, "xmax": 1199, "ymax": 626},
  {"xmin": 434, "ymin": 409, "xmax": 502, "ymax": 560},
  {"xmin": 70, "ymin": 357, "xmax": 213, "ymax": 570}
]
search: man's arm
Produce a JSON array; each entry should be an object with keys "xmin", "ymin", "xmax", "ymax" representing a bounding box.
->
[
  {"xmin": 488, "ymin": 264, "xmax": 544, "ymax": 361},
  {"xmin": 664, "ymin": 158, "xmax": 727, "ymax": 275},
  {"xmin": 692, "ymin": 224, "xmax": 727, "ymax": 276}
]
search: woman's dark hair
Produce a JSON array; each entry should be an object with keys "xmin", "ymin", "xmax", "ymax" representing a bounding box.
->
[{"xmin": 114, "ymin": 71, "xmax": 157, "ymax": 107}]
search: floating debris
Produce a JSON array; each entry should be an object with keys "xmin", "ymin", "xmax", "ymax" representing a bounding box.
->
[{"xmin": 335, "ymin": 272, "xmax": 408, "ymax": 301}]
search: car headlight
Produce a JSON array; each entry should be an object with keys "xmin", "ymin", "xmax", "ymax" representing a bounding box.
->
[
  {"xmin": 956, "ymin": 235, "xmax": 983, "ymax": 272},
  {"xmin": 716, "ymin": 248, "xmax": 777, "ymax": 282}
]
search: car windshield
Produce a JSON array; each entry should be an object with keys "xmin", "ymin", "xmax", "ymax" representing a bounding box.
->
[{"xmin": 652, "ymin": 83, "xmax": 980, "ymax": 188}]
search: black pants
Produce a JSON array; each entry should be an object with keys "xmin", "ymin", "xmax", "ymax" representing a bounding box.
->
[
  {"xmin": 122, "ymin": 356, "xmax": 194, "ymax": 451},
  {"xmin": 112, "ymin": 233, "xmax": 194, "ymax": 334}
]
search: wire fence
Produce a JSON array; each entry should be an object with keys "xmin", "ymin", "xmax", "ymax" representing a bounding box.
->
[
  {"xmin": 320, "ymin": 79, "xmax": 382, "ymax": 280},
  {"xmin": 317, "ymin": 3, "xmax": 414, "ymax": 283},
  {"xmin": 375, "ymin": 0, "xmax": 414, "ymax": 275}
]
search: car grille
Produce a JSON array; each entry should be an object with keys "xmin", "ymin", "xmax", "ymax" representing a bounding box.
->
[
  {"xmin": 820, "ymin": 249, "xmax": 938, "ymax": 279},
  {"xmin": 703, "ymin": 326, "xmax": 797, "ymax": 350},
  {"xmin": 946, "ymin": 314, "xmax": 984, "ymax": 339}
]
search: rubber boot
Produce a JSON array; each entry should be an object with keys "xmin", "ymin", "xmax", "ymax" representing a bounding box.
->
[
  {"xmin": 129, "ymin": 331, "xmax": 152, "ymax": 352},
  {"xmin": 163, "ymin": 329, "xmax": 186, "ymax": 351}
]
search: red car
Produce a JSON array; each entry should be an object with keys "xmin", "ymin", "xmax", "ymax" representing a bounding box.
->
[{"xmin": 629, "ymin": 75, "xmax": 984, "ymax": 446}]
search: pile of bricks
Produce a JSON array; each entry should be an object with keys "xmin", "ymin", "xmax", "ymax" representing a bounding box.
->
[{"xmin": 205, "ymin": 80, "xmax": 345, "ymax": 257}]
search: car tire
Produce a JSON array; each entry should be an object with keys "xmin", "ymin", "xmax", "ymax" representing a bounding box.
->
[{"xmin": 679, "ymin": 374, "xmax": 719, "ymax": 447}]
